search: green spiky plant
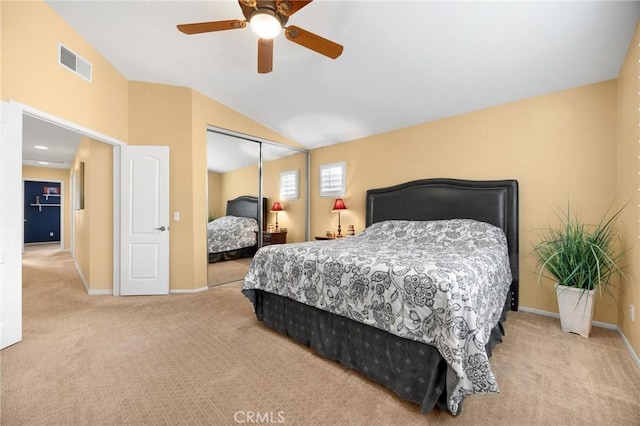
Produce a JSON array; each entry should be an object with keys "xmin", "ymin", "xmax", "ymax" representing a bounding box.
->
[{"xmin": 532, "ymin": 203, "xmax": 626, "ymax": 300}]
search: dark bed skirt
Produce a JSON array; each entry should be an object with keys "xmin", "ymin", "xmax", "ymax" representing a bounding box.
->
[
  {"xmin": 242, "ymin": 289, "xmax": 506, "ymax": 416},
  {"xmin": 208, "ymin": 246, "xmax": 257, "ymax": 263}
]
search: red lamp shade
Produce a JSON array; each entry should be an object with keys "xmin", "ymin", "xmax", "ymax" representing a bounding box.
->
[
  {"xmin": 332, "ymin": 198, "xmax": 347, "ymax": 211},
  {"xmin": 332, "ymin": 198, "xmax": 347, "ymax": 238}
]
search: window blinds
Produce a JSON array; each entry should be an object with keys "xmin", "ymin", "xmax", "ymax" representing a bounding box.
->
[{"xmin": 319, "ymin": 162, "xmax": 346, "ymax": 197}]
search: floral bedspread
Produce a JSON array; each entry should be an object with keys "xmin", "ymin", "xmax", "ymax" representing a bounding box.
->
[
  {"xmin": 243, "ymin": 219, "xmax": 512, "ymax": 414},
  {"xmin": 207, "ymin": 215, "xmax": 258, "ymax": 254}
]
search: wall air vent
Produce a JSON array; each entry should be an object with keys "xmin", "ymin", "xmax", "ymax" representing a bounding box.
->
[{"xmin": 58, "ymin": 43, "xmax": 92, "ymax": 82}]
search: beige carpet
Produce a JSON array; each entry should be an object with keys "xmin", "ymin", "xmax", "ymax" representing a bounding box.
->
[
  {"xmin": 207, "ymin": 258, "xmax": 252, "ymax": 287},
  {"xmin": 2, "ymin": 246, "xmax": 639, "ymax": 425}
]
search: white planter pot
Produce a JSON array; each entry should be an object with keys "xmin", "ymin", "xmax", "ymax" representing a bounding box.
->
[{"xmin": 555, "ymin": 284, "xmax": 596, "ymax": 338}]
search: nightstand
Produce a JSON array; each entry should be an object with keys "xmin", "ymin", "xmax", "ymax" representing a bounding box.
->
[
  {"xmin": 258, "ymin": 231, "xmax": 287, "ymax": 246},
  {"xmin": 315, "ymin": 236, "xmax": 335, "ymax": 240}
]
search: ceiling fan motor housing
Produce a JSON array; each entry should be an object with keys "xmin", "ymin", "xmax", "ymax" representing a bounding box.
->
[{"xmin": 240, "ymin": 0, "xmax": 290, "ymax": 28}]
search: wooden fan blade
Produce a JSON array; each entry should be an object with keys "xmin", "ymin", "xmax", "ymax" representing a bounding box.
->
[
  {"xmin": 277, "ymin": 0, "xmax": 313, "ymax": 16},
  {"xmin": 258, "ymin": 38, "xmax": 273, "ymax": 74},
  {"xmin": 285, "ymin": 25, "xmax": 343, "ymax": 59},
  {"xmin": 177, "ymin": 20, "xmax": 246, "ymax": 35}
]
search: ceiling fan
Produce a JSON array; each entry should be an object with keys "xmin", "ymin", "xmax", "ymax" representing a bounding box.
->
[{"xmin": 177, "ymin": 0, "xmax": 343, "ymax": 74}]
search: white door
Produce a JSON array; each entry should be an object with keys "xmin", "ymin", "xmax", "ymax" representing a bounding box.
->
[
  {"xmin": 0, "ymin": 102, "xmax": 23, "ymax": 349},
  {"xmin": 120, "ymin": 146, "xmax": 170, "ymax": 296}
]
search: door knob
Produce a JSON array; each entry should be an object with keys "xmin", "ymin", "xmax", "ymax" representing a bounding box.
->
[{"xmin": 155, "ymin": 226, "xmax": 166, "ymax": 231}]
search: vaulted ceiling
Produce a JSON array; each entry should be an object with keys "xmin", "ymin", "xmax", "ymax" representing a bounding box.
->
[{"xmin": 24, "ymin": 1, "xmax": 640, "ymax": 169}]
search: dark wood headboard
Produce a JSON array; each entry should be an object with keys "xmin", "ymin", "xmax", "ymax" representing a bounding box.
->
[
  {"xmin": 366, "ymin": 178, "xmax": 519, "ymax": 311},
  {"xmin": 226, "ymin": 196, "xmax": 267, "ymax": 231}
]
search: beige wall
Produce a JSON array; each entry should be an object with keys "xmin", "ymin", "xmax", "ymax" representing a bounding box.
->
[
  {"xmin": 263, "ymin": 152, "xmax": 307, "ymax": 243},
  {"xmin": 1, "ymin": 1, "xmax": 128, "ymax": 141},
  {"xmin": 73, "ymin": 139, "xmax": 90, "ymax": 281},
  {"xmin": 311, "ymin": 81, "xmax": 619, "ymax": 324},
  {"xmin": 617, "ymin": 20, "xmax": 640, "ymax": 356},
  {"xmin": 219, "ymin": 165, "xmax": 259, "ymax": 214},
  {"xmin": 86, "ymin": 139, "xmax": 113, "ymax": 291},
  {"xmin": 22, "ymin": 166, "xmax": 71, "ymax": 250},
  {"xmin": 207, "ymin": 171, "xmax": 222, "ymax": 220},
  {"xmin": 71, "ymin": 137, "xmax": 113, "ymax": 292}
]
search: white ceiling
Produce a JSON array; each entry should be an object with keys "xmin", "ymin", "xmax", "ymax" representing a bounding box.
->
[
  {"xmin": 24, "ymin": 1, "xmax": 640, "ymax": 169},
  {"xmin": 22, "ymin": 115, "xmax": 82, "ymax": 170}
]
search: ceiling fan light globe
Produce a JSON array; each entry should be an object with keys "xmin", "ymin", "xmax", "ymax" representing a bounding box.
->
[{"xmin": 250, "ymin": 13, "xmax": 282, "ymax": 39}]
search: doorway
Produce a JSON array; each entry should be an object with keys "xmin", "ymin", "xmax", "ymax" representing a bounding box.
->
[{"xmin": 1, "ymin": 100, "xmax": 127, "ymax": 349}]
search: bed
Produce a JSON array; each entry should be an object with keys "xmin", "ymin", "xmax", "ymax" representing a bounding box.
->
[
  {"xmin": 208, "ymin": 196, "xmax": 267, "ymax": 263},
  {"xmin": 242, "ymin": 178, "xmax": 519, "ymax": 415}
]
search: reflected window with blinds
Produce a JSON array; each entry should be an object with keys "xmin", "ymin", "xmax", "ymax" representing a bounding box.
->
[
  {"xmin": 280, "ymin": 170, "xmax": 299, "ymax": 200},
  {"xmin": 319, "ymin": 161, "xmax": 346, "ymax": 198}
]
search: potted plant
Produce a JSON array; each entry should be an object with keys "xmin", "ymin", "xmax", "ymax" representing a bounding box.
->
[{"xmin": 532, "ymin": 204, "xmax": 625, "ymax": 337}]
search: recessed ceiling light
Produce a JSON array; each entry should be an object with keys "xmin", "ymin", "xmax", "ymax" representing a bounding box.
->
[
  {"xmin": 37, "ymin": 161, "xmax": 49, "ymax": 165},
  {"xmin": 34, "ymin": 145, "xmax": 48, "ymax": 150}
]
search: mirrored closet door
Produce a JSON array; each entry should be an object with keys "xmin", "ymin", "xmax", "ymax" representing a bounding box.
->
[{"xmin": 206, "ymin": 128, "xmax": 308, "ymax": 287}]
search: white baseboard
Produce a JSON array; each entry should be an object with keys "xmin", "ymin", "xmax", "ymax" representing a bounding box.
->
[
  {"xmin": 518, "ymin": 305, "xmax": 640, "ymax": 368},
  {"xmin": 73, "ymin": 259, "xmax": 90, "ymax": 294},
  {"xmin": 618, "ymin": 328, "xmax": 640, "ymax": 368},
  {"xmin": 518, "ymin": 306, "xmax": 617, "ymax": 329},
  {"xmin": 170, "ymin": 286, "xmax": 208, "ymax": 294},
  {"xmin": 72, "ymin": 259, "xmax": 204, "ymax": 296},
  {"xmin": 87, "ymin": 289, "xmax": 112, "ymax": 295}
]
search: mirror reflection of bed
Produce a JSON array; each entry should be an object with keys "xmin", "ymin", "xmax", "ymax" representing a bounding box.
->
[{"xmin": 207, "ymin": 196, "xmax": 266, "ymax": 287}]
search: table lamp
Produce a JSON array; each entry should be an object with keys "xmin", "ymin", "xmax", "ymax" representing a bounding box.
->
[
  {"xmin": 332, "ymin": 198, "xmax": 347, "ymax": 237},
  {"xmin": 271, "ymin": 201, "xmax": 283, "ymax": 232}
]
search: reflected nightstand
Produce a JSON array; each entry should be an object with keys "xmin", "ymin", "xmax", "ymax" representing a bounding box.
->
[{"xmin": 257, "ymin": 231, "xmax": 287, "ymax": 246}]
